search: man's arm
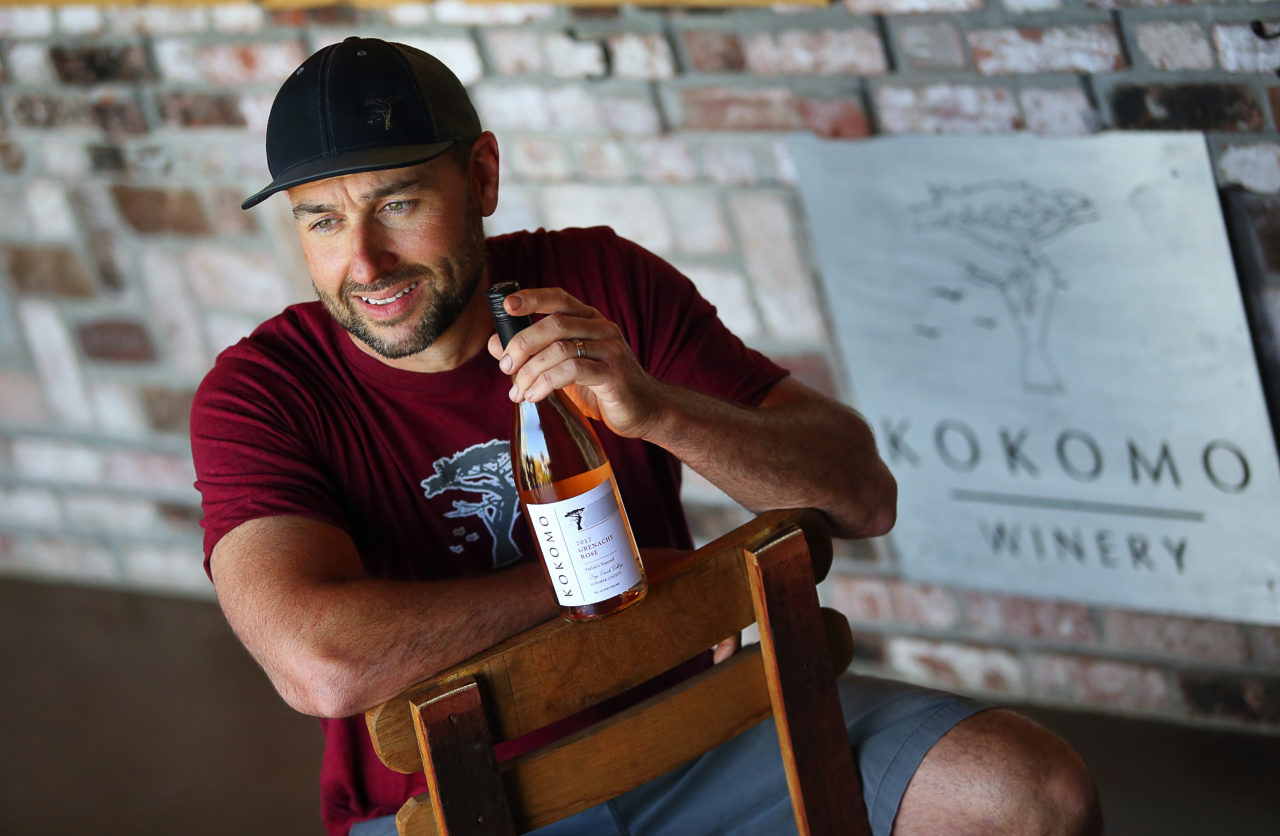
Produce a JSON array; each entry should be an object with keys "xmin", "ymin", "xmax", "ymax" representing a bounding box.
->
[
  {"xmin": 490, "ymin": 288, "xmax": 896, "ymax": 540},
  {"xmin": 210, "ymin": 514, "xmax": 559, "ymax": 718}
]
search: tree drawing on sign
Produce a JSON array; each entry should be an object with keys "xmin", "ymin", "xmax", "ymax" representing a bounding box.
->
[
  {"xmin": 910, "ymin": 181, "xmax": 1098, "ymax": 394},
  {"xmin": 421, "ymin": 440, "xmax": 522, "ymax": 569}
]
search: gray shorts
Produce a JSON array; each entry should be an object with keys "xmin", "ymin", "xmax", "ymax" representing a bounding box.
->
[{"xmin": 351, "ymin": 673, "xmax": 985, "ymax": 836}]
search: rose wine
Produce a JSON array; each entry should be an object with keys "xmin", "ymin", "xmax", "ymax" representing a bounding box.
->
[{"xmin": 489, "ymin": 281, "xmax": 647, "ymax": 621}]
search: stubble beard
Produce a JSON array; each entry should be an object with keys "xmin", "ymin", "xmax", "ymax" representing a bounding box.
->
[{"xmin": 316, "ymin": 210, "xmax": 487, "ymax": 361}]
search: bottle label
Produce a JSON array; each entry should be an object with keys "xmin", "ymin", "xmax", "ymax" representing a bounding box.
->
[{"xmin": 525, "ymin": 476, "xmax": 642, "ymax": 607}]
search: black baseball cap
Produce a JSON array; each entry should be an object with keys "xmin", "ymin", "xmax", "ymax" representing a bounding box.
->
[{"xmin": 241, "ymin": 37, "xmax": 482, "ymax": 210}]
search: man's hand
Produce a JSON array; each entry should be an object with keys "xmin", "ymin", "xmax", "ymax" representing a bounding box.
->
[{"xmin": 486, "ymin": 287, "xmax": 665, "ymax": 439}]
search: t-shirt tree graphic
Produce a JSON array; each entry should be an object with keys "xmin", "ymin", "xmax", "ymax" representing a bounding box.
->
[{"xmin": 420, "ymin": 439, "xmax": 523, "ymax": 569}]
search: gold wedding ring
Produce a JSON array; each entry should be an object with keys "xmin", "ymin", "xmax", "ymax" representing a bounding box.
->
[{"xmin": 572, "ymin": 338, "xmax": 587, "ymax": 359}]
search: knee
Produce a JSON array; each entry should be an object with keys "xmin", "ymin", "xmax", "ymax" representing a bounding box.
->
[
  {"xmin": 896, "ymin": 709, "xmax": 1102, "ymax": 836},
  {"xmin": 963, "ymin": 709, "xmax": 1102, "ymax": 836}
]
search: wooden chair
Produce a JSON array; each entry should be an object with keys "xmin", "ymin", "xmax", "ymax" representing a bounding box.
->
[{"xmin": 365, "ymin": 508, "xmax": 871, "ymax": 836}]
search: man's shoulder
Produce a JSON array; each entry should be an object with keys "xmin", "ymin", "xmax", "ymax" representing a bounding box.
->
[{"xmin": 486, "ymin": 225, "xmax": 624, "ymax": 262}]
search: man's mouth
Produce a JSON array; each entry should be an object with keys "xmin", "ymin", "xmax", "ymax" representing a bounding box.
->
[{"xmin": 356, "ymin": 282, "xmax": 419, "ymax": 306}]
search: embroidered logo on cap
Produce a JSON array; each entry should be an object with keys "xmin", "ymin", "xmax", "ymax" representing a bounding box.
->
[{"xmin": 365, "ymin": 97, "xmax": 393, "ymax": 131}]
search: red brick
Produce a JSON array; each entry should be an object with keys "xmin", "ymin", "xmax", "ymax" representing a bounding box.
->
[
  {"xmin": 77, "ymin": 319, "xmax": 157, "ymax": 363},
  {"xmin": 889, "ymin": 581, "xmax": 961, "ymax": 629},
  {"xmin": 156, "ymin": 92, "xmax": 246, "ymax": 128},
  {"xmin": 887, "ymin": 637, "xmax": 1025, "ymax": 695},
  {"xmin": 797, "ymin": 97, "xmax": 871, "ymax": 138},
  {"xmin": 1110, "ymin": 83, "xmax": 1263, "ymax": 132},
  {"xmin": 140, "ymin": 385, "xmax": 195, "ymax": 434},
  {"xmin": 964, "ymin": 592, "xmax": 1097, "ymax": 642},
  {"xmin": 50, "ymin": 44, "xmax": 154, "ymax": 84},
  {"xmin": 1103, "ymin": 610, "xmax": 1249, "ymax": 663},
  {"xmin": 5, "ymin": 247, "xmax": 95, "ymax": 298},
  {"xmin": 969, "ymin": 25, "xmax": 1125, "ymax": 76},
  {"xmin": 1180, "ymin": 672, "xmax": 1280, "ymax": 725},
  {"xmin": 681, "ymin": 30, "xmax": 746, "ymax": 73},
  {"xmin": 112, "ymin": 185, "xmax": 210, "ymax": 235},
  {"xmin": 1029, "ymin": 653, "xmax": 1171, "ymax": 711},
  {"xmin": 679, "ymin": 87, "xmax": 804, "ymax": 132},
  {"xmin": 826, "ymin": 575, "xmax": 893, "ymax": 623}
]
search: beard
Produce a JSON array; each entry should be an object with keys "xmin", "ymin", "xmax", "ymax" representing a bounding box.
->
[{"xmin": 316, "ymin": 205, "xmax": 487, "ymax": 360}]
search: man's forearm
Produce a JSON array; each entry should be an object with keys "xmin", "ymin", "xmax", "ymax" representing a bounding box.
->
[{"xmin": 641, "ymin": 378, "xmax": 897, "ymax": 539}]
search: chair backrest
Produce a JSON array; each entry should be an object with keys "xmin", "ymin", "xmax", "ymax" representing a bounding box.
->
[{"xmin": 365, "ymin": 508, "xmax": 871, "ymax": 836}]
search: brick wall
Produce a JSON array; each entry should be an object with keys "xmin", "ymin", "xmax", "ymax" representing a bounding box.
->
[{"xmin": 1, "ymin": 1, "xmax": 1278, "ymax": 731}]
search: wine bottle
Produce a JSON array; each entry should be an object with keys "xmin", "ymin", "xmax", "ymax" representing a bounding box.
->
[{"xmin": 488, "ymin": 280, "xmax": 648, "ymax": 622}]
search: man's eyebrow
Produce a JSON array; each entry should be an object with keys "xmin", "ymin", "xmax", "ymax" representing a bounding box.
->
[{"xmin": 290, "ymin": 179, "xmax": 426, "ymax": 221}]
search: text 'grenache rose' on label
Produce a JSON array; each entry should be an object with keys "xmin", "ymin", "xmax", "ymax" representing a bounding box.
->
[{"xmin": 526, "ymin": 476, "xmax": 642, "ymax": 607}]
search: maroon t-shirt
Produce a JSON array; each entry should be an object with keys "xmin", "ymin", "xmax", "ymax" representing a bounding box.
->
[{"xmin": 190, "ymin": 226, "xmax": 787, "ymax": 835}]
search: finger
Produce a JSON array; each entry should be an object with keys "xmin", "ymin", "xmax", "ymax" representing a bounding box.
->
[
  {"xmin": 519, "ymin": 350, "xmax": 613, "ymax": 404},
  {"xmin": 505, "ymin": 316, "xmax": 617, "ymax": 387},
  {"xmin": 504, "ymin": 286, "xmax": 597, "ymax": 319}
]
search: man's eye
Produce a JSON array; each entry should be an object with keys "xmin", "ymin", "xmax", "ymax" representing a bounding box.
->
[
  {"xmin": 384, "ymin": 200, "xmax": 412, "ymax": 213},
  {"xmin": 310, "ymin": 218, "xmax": 337, "ymax": 232}
]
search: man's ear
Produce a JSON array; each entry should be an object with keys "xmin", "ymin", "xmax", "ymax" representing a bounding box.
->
[{"xmin": 468, "ymin": 131, "xmax": 500, "ymax": 218}]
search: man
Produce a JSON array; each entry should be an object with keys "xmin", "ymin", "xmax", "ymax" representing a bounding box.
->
[{"xmin": 192, "ymin": 37, "xmax": 1101, "ymax": 836}]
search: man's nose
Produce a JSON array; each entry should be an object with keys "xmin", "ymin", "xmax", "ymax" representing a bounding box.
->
[{"xmin": 348, "ymin": 221, "xmax": 397, "ymax": 283}]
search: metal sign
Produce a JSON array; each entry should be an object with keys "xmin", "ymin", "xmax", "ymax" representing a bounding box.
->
[{"xmin": 791, "ymin": 132, "xmax": 1280, "ymax": 625}]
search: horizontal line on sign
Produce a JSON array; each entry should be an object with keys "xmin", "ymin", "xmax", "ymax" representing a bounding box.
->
[{"xmin": 949, "ymin": 489, "xmax": 1206, "ymax": 522}]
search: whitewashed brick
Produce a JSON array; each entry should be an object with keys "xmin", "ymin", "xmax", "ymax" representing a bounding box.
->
[
  {"xmin": 845, "ymin": 0, "xmax": 980, "ymax": 11},
  {"xmin": 202, "ymin": 310, "xmax": 261, "ymax": 356},
  {"xmin": 508, "ymin": 136, "xmax": 572, "ymax": 181},
  {"xmin": 897, "ymin": 22, "xmax": 968, "ymax": 72},
  {"xmin": 676, "ymin": 264, "xmax": 761, "ymax": 340},
  {"xmin": 728, "ymin": 193, "xmax": 824, "ymax": 342},
  {"xmin": 702, "ymin": 141, "xmax": 760, "ymax": 186},
  {"xmin": 1020, "ymin": 88, "xmax": 1101, "ymax": 135},
  {"xmin": 431, "ymin": 0, "xmax": 556, "ymax": 25},
  {"xmin": 475, "ymin": 85, "xmax": 553, "ymax": 131},
  {"xmin": 38, "ymin": 139, "xmax": 93, "ymax": 179},
  {"xmin": 1003, "ymin": 0, "xmax": 1061, "ymax": 10},
  {"xmin": 665, "ymin": 190, "xmax": 733, "ymax": 255},
  {"xmin": 887, "ymin": 636, "xmax": 1026, "ymax": 695},
  {"xmin": 101, "ymin": 8, "xmax": 145, "ymax": 36},
  {"xmin": 1218, "ymin": 144, "xmax": 1280, "ymax": 194},
  {"xmin": 383, "ymin": 3, "xmax": 434, "ymax": 27},
  {"xmin": 486, "ymin": 31, "xmax": 546, "ymax": 75},
  {"xmin": 89, "ymin": 380, "xmax": 149, "ymax": 438},
  {"xmin": 65, "ymin": 494, "xmax": 160, "ymax": 533},
  {"xmin": 400, "ymin": 37, "xmax": 483, "ymax": 85},
  {"xmin": 57, "ymin": 6, "xmax": 105, "ymax": 37},
  {"xmin": 25, "ymin": 180, "xmax": 78, "ymax": 241},
  {"xmin": 122, "ymin": 541, "xmax": 212, "ymax": 597},
  {"xmin": 0, "ymin": 370, "xmax": 50, "ymax": 425},
  {"xmin": 969, "ymin": 26, "xmax": 1125, "ymax": 76},
  {"xmin": 104, "ymin": 449, "xmax": 197, "ymax": 496},
  {"xmin": 875, "ymin": 84, "xmax": 1022, "ymax": 134},
  {"xmin": 547, "ymin": 87, "xmax": 604, "ymax": 131},
  {"xmin": 607, "ymin": 33, "xmax": 677, "ymax": 80},
  {"xmin": 152, "ymin": 39, "xmax": 201, "ymax": 83},
  {"xmin": 185, "ymin": 246, "xmax": 292, "ymax": 316},
  {"xmin": 573, "ymin": 139, "xmax": 630, "ymax": 182},
  {"xmin": 485, "ymin": 183, "xmax": 541, "ymax": 238},
  {"xmin": 157, "ymin": 40, "xmax": 307, "ymax": 86},
  {"xmin": 771, "ymin": 140, "xmax": 799, "ymax": 187},
  {"xmin": 541, "ymin": 185, "xmax": 673, "ymax": 254},
  {"xmin": 17, "ymin": 302, "xmax": 92, "ymax": 429},
  {"xmin": 1135, "ymin": 22, "xmax": 1215, "ymax": 71},
  {"xmin": 827, "ymin": 575, "xmax": 894, "ymax": 622},
  {"xmin": 598, "ymin": 93, "xmax": 662, "ymax": 137},
  {"xmin": 0, "ymin": 487, "xmax": 62, "ymax": 528},
  {"xmin": 209, "ymin": 3, "xmax": 265, "ymax": 34},
  {"xmin": 7, "ymin": 44, "xmax": 57, "ymax": 84},
  {"xmin": 634, "ymin": 138, "xmax": 699, "ymax": 184},
  {"xmin": 1214, "ymin": 24, "xmax": 1280, "ymax": 73},
  {"xmin": 140, "ymin": 6, "xmax": 207, "ymax": 35},
  {"xmin": 544, "ymin": 33, "xmax": 607, "ymax": 80},
  {"xmin": 141, "ymin": 249, "xmax": 212, "ymax": 377},
  {"xmin": 2, "ymin": 536, "xmax": 118, "ymax": 585},
  {"xmin": 12, "ymin": 437, "xmax": 105, "ymax": 483},
  {"xmin": 743, "ymin": 29, "xmax": 888, "ymax": 76},
  {"xmin": 0, "ymin": 7, "xmax": 55, "ymax": 38}
]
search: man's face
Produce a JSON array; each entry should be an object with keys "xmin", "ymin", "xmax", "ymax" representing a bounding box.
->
[{"xmin": 287, "ymin": 153, "xmax": 486, "ymax": 360}]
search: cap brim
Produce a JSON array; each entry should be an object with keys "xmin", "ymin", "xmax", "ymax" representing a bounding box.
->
[{"xmin": 240, "ymin": 141, "xmax": 457, "ymax": 210}]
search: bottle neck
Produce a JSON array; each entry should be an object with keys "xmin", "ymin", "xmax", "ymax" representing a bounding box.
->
[{"xmin": 488, "ymin": 281, "xmax": 532, "ymax": 350}]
